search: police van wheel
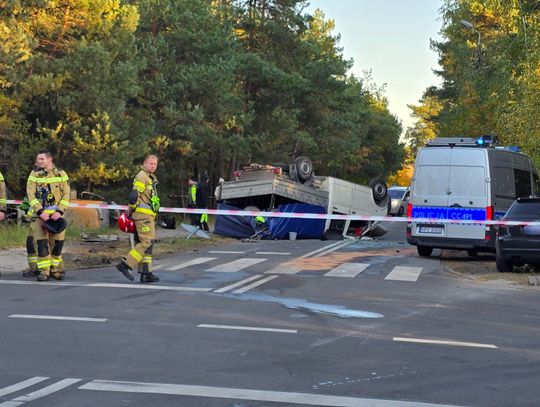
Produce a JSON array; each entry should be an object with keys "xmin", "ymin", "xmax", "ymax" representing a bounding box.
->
[
  {"xmin": 417, "ymin": 246, "xmax": 433, "ymax": 257},
  {"xmin": 496, "ymin": 254, "xmax": 513, "ymax": 273}
]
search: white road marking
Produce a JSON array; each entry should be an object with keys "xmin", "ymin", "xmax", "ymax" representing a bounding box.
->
[
  {"xmin": 206, "ymin": 258, "xmax": 266, "ymax": 273},
  {"xmin": 167, "ymin": 257, "xmax": 216, "ymax": 271},
  {"xmin": 264, "ymin": 265, "xmax": 302, "ymax": 275},
  {"xmin": 393, "ymin": 337, "xmax": 498, "ymax": 349},
  {"xmin": 0, "ymin": 378, "xmax": 81, "ymax": 407},
  {"xmin": 209, "ymin": 251, "xmax": 245, "ymax": 254},
  {"xmin": 0, "ymin": 280, "xmax": 211, "ymax": 292},
  {"xmin": 198, "ymin": 324, "xmax": 297, "ymax": 334},
  {"xmin": 232, "ymin": 275, "xmax": 278, "ymax": 293},
  {"xmin": 79, "ymin": 379, "xmax": 464, "ymax": 407},
  {"xmin": 298, "ymin": 241, "xmax": 345, "ymax": 259},
  {"xmin": 0, "ymin": 377, "xmax": 49, "ymax": 398},
  {"xmin": 213, "ymin": 275, "xmax": 266, "ymax": 293},
  {"xmin": 9, "ymin": 314, "xmax": 107, "ymax": 323},
  {"xmin": 151, "ymin": 263, "xmax": 166, "ymax": 271},
  {"xmin": 385, "ymin": 266, "xmax": 423, "ymax": 282},
  {"xmin": 314, "ymin": 240, "xmax": 354, "ymax": 258},
  {"xmin": 255, "ymin": 252, "xmax": 291, "ymax": 255},
  {"xmin": 324, "ymin": 263, "xmax": 369, "ymax": 278}
]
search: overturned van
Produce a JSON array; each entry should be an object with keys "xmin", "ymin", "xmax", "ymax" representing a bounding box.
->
[{"xmin": 407, "ymin": 137, "xmax": 539, "ymax": 257}]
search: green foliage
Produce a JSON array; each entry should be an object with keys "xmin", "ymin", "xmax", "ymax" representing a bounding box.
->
[
  {"xmin": 0, "ymin": 0, "xmax": 404, "ymax": 202},
  {"xmin": 408, "ymin": 0, "xmax": 540, "ymax": 168}
]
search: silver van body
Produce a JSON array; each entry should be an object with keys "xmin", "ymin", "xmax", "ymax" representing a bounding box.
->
[{"xmin": 407, "ymin": 137, "xmax": 539, "ymax": 255}]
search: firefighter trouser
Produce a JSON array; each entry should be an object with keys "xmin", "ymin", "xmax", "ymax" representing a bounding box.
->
[
  {"xmin": 26, "ymin": 231, "xmax": 55, "ymax": 272},
  {"xmin": 31, "ymin": 219, "xmax": 66, "ymax": 276},
  {"xmin": 123, "ymin": 212, "xmax": 155, "ymax": 272}
]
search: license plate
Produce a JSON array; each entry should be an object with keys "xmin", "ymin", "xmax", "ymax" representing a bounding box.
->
[{"xmin": 418, "ymin": 226, "xmax": 444, "ymax": 234}]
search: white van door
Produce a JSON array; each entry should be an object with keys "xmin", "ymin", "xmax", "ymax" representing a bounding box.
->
[
  {"xmin": 445, "ymin": 149, "xmax": 488, "ymax": 240},
  {"xmin": 411, "ymin": 148, "xmax": 452, "ymax": 237}
]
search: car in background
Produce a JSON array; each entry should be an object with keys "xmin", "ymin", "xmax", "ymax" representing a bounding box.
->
[
  {"xmin": 387, "ymin": 186, "xmax": 409, "ymax": 216},
  {"xmin": 495, "ymin": 198, "xmax": 540, "ymax": 272}
]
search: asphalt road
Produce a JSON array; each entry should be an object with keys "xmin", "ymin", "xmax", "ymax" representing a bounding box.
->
[{"xmin": 1, "ymin": 222, "xmax": 539, "ymax": 407}]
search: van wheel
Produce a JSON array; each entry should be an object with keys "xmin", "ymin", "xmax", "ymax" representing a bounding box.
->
[
  {"xmin": 369, "ymin": 179, "xmax": 387, "ymax": 203},
  {"xmin": 496, "ymin": 254, "xmax": 513, "ymax": 273},
  {"xmin": 467, "ymin": 249, "xmax": 478, "ymax": 258},
  {"xmin": 417, "ymin": 246, "xmax": 433, "ymax": 257}
]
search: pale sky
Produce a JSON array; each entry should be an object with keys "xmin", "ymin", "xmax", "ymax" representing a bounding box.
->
[{"xmin": 306, "ymin": 0, "xmax": 443, "ymax": 133}]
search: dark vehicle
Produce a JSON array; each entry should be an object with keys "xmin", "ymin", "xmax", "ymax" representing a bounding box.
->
[{"xmin": 495, "ymin": 198, "xmax": 540, "ymax": 272}]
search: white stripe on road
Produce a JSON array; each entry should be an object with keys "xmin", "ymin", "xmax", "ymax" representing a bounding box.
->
[
  {"xmin": 198, "ymin": 324, "xmax": 297, "ymax": 334},
  {"xmin": 206, "ymin": 258, "xmax": 266, "ymax": 273},
  {"xmin": 232, "ymin": 275, "xmax": 278, "ymax": 294},
  {"xmin": 393, "ymin": 337, "xmax": 498, "ymax": 349},
  {"xmin": 385, "ymin": 266, "xmax": 423, "ymax": 282},
  {"xmin": 0, "ymin": 280, "xmax": 211, "ymax": 292},
  {"xmin": 314, "ymin": 240, "xmax": 354, "ymax": 258},
  {"xmin": 151, "ymin": 263, "xmax": 166, "ymax": 271},
  {"xmin": 208, "ymin": 251, "xmax": 245, "ymax": 254},
  {"xmin": 0, "ymin": 377, "xmax": 49, "ymax": 398},
  {"xmin": 79, "ymin": 379, "xmax": 464, "ymax": 407},
  {"xmin": 0, "ymin": 379, "xmax": 82, "ymax": 407},
  {"xmin": 264, "ymin": 265, "xmax": 302, "ymax": 275},
  {"xmin": 9, "ymin": 314, "xmax": 107, "ymax": 323},
  {"xmin": 324, "ymin": 263, "xmax": 369, "ymax": 278},
  {"xmin": 255, "ymin": 252, "xmax": 291, "ymax": 255},
  {"xmin": 213, "ymin": 275, "xmax": 266, "ymax": 293},
  {"xmin": 298, "ymin": 241, "xmax": 345, "ymax": 259},
  {"xmin": 167, "ymin": 257, "xmax": 216, "ymax": 271}
]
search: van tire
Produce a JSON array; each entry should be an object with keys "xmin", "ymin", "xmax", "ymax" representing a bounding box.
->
[
  {"xmin": 369, "ymin": 179, "xmax": 387, "ymax": 203},
  {"xmin": 417, "ymin": 246, "xmax": 433, "ymax": 257},
  {"xmin": 496, "ymin": 254, "xmax": 513, "ymax": 273},
  {"xmin": 295, "ymin": 156, "xmax": 313, "ymax": 182},
  {"xmin": 397, "ymin": 207, "xmax": 404, "ymax": 217}
]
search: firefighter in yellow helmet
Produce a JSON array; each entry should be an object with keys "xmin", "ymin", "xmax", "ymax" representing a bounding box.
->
[
  {"xmin": 116, "ymin": 155, "xmax": 160, "ymax": 283},
  {"xmin": 26, "ymin": 150, "xmax": 70, "ymax": 282},
  {"xmin": 0, "ymin": 170, "xmax": 6, "ymax": 222}
]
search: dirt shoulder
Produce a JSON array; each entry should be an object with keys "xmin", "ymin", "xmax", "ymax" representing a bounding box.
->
[
  {"xmin": 440, "ymin": 250, "xmax": 539, "ymax": 286},
  {"xmin": 0, "ymin": 228, "xmax": 235, "ymax": 275}
]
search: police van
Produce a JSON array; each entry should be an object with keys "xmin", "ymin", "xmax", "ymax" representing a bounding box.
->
[{"xmin": 407, "ymin": 136, "xmax": 539, "ymax": 256}]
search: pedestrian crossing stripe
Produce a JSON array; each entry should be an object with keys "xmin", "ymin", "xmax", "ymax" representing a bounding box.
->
[{"xmin": 158, "ymin": 257, "xmax": 424, "ymax": 280}]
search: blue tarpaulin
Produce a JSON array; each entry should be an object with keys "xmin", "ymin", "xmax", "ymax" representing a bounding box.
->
[{"xmin": 214, "ymin": 202, "xmax": 326, "ymax": 239}]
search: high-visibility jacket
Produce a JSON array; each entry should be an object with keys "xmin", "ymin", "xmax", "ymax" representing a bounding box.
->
[
  {"xmin": 27, "ymin": 166, "xmax": 70, "ymax": 216},
  {"xmin": 0, "ymin": 171, "xmax": 6, "ymax": 213},
  {"xmin": 129, "ymin": 167, "xmax": 159, "ymax": 217},
  {"xmin": 188, "ymin": 184, "xmax": 198, "ymax": 207}
]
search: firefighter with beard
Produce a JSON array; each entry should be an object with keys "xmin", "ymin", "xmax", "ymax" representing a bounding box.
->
[{"xmin": 26, "ymin": 150, "xmax": 70, "ymax": 282}]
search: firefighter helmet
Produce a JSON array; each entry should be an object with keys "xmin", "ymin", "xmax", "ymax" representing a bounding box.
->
[
  {"xmin": 118, "ymin": 212, "xmax": 135, "ymax": 233},
  {"xmin": 44, "ymin": 217, "xmax": 67, "ymax": 234}
]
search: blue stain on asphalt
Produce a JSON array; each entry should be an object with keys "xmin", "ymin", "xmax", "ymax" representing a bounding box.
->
[{"xmin": 226, "ymin": 293, "xmax": 383, "ymax": 319}]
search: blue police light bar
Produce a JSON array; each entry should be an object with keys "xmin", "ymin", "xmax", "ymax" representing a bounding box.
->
[{"xmin": 475, "ymin": 135, "xmax": 496, "ymax": 147}]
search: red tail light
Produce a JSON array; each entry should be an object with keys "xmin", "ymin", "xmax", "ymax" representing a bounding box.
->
[
  {"xmin": 407, "ymin": 203, "xmax": 413, "ymax": 218},
  {"xmin": 273, "ymin": 167, "xmax": 282, "ymax": 175},
  {"xmin": 233, "ymin": 170, "xmax": 241, "ymax": 178},
  {"xmin": 485, "ymin": 206, "xmax": 494, "ymax": 220}
]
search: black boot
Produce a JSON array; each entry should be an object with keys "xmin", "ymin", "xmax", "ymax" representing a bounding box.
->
[
  {"xmin": 23, "ymin": 269, "xmax": 39, "ymax": 278},
  {"xmin": 140, "ymin": 272, "xmax": 160, "ymax": 283},
  {"xmin": 116, "ymin": 262, "xmax": 134, "ymax": 281},
  {"xmin": 37, "ymin": 273, "xmax": 49, "ymax": 282}
]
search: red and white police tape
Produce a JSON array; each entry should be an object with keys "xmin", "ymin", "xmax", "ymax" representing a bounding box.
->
[{"xmin": 5, "ymin": 200, "xmax": 540, "ymax": 226}]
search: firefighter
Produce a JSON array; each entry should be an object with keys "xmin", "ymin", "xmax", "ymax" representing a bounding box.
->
[
  {"xmin": 26, "ymin": 150, "xmax": 70, "ymax": 282},
  {"xmin": 198, "ymin": 171, "xmax": 210, "ymax": 232},
  {"xmin": 116, "ymin": 155, "xmax": 160, "ymax": 283},
  {"xmin": 0, "ymin": 170, "xmax": 5, "ymax": 222}
]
